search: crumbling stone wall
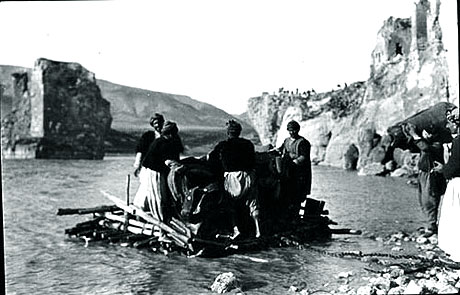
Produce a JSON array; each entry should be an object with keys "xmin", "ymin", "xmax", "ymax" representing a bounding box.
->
[
  {"xmin": 11, "ymin": 73, "xmax": 33, "ymax": 139},
  {"xmin": 1, "ymin": 58, "xmax": 112, "ymax": 159},
  {"xmin": 371, "ymin": 17, "xmax": 411, "ymax": 76}
]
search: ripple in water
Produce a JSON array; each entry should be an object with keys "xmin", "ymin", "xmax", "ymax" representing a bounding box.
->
[{"xmin": 3, "ymin": 159, "xmax": 423, "ymax": 294}]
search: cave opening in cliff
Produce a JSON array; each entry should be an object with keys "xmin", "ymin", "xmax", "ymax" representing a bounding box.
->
[
  {"xmin": 395, "ymin": 43, "xmax": 403, "ymax": 56},
  {"xmin": 344, "ymin": 143, "xmax": 359, "ymax": 170}
]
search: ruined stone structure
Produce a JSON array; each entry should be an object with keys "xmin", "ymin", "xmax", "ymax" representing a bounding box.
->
[
  {"xmin": 247, "ymin": 0, "xmax": 458, "ymax": 174},
  {"xmin": 371, "ymin": 18, "xmax": 412, "ymax": 75},
  {"xmin": 1, "ymin": 58, "xmax": 112, "ymax": 159}
]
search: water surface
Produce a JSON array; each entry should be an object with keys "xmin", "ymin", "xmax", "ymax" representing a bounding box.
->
[{"xmin": 3, "ymin": 157, "xmax": 424, "ymax": 294}]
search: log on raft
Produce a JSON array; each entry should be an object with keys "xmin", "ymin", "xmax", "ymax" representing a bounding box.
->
[
  {"xmin": 57, "ymin": 205, "xmax": 120, "ymax": 215},
  {"xmin": 65, "ymin": 227, "xmax": 96, "ymax": 236},
  {"xmin": 75, "ymin": 217, "xmax": 104, "ymax": 228},
  {"xmin": 101, "ymin": 212, "xmax": 154, "ymax": 231},
  {"xmin": 101, "ymin": 190, "xmax": 193, "ymax": 250},
  {"xmin": 96, "ymin": 214, "xmax": 156, "ymax": 237},
  {"xmin": 330, "ymin": 228, "xmax": 362, "ymax": 235},
  {"xmin": 133, "ymin": 237, "xmax": 159, "ymax": 249}
]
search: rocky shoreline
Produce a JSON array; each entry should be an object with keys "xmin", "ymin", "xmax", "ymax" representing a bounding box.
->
[
  {"xmin": 210, "ymin": 229, "xmax": 460, "ymax": 294},
  {"xmin": 317, "ymin": 230, "xmax": 460, "ymax": 295}
]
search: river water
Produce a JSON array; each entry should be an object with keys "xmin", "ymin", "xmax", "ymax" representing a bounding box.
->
[{"xmin": 2, "ymin": 156, "xmax": 425, "ymax": 294}]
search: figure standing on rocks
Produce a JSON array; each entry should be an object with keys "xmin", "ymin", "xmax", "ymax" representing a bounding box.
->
[
  {"xmin": 433, "ymin": 107, "xmax": 460, "ymax": 262},
  {"xmin": 132, "ymin": 121, "xmax": 184, "ymax": 236},
  {"xmin": 208, "ymin": 120, "xmax": 261, "ymax": 238},
  {"xmin": 133, "ymin": 113, "xmax": 164, "ymax": 177},
  {"xmin": 276, "ymin": 120, "xmax": 312, "ymax": 219},
  {"xmin": 403, "ymin": 122, "xmax": 446, "ymax": 236}
]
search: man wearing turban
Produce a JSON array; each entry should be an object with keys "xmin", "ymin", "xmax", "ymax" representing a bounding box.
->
[
  {"xmin": 133, "ymin": 113, "xmax": 165, "ymax": 177},
  {"xmin": 208, "ymin": 120, "xmax": 261, "ymax": 238},
  {"xmin": 403, "ymin": 121, "xmax": 446, "ymax": 236},
  {"xmin": 276, "ymin": 120, "xmax": 312, "ymax": 219}
]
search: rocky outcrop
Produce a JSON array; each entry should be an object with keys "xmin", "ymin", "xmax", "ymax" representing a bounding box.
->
[
  {"xmin": 391, "ymin": 148, "xmax": 420, "ymax": 177},
  {"xmin": 248, "ymin": 82, "xmax": 365, "ymax": 165},
  {"xmin": 210, "ymin": 272, "xmax": 241, "ymax": 293},
  {"xmin": 1, "ymin": 58, "xmax": 112, "ymax": 159},
  {"xmin": 247, "ymin": 0, "xmax": 458, "ymax": 174}
]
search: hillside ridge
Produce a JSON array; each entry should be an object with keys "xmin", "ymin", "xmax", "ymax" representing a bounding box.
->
[{"xmin": 0, "ymin": 64, "xmax": 255, "ymax": 134}]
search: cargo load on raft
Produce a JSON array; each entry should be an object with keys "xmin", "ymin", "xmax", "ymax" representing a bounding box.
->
[{"xmin": 58, "ymin": 151, "xmax": 359, "ymax": 257}]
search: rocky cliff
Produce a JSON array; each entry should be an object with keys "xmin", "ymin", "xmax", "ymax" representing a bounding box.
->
[
  {"xmin": 1, "ymin": 58, "xmax": 112, "ymax": 159},
  {"xmin": 247, "ymin": 0, "xmax": 458, "ymax": 173}
]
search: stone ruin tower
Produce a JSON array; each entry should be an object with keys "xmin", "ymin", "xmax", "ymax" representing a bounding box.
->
[
  {"xmin": 369, "ymin": 0, "xmax": 458, "ymax": 109},
  {"xmin": 1, "ymin": 58, "xmax": 112, "ymax": 159}
]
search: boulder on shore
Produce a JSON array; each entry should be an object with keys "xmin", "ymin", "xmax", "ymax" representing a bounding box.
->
[{"xmin": 210, "ymin": 272, "xmax": 241, "ymax": 293}]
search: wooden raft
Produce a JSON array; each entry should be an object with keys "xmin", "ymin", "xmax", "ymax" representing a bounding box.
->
[{"xmin": 58, "ymin": 175, "xmax": 360, "ymax": 256}]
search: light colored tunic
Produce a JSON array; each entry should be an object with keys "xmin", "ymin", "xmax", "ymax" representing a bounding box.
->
[
  {"xmin": 438, "ymin": 177, "xmax": 460, "ymax": 262},
  {"xmin": 132, "ymin": 166, "xmax": 168, "ymax": 222},
  {"xmin": 224, "ymin": 170, "xmax": 259, "ymax": 217}
]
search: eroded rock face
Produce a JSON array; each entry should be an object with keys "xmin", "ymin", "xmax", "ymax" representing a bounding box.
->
[
  {"xmin": 1, "ymin": 58, "xmax": 112, "ymax": 159},
  {"xmin": 247, "ymin": 0, "xmax": 458, "ymax": 171},
  {"xmin": 267, "ymin": 83, "xmax": 365, "ymax": 166}
]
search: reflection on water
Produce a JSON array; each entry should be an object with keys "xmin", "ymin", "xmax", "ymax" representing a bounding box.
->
[{"xmin": 2, "ymin": 157, "xmax": 423, "ymax": 294}]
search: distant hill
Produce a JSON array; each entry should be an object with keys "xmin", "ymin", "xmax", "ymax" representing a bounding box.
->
[
  {"xmin": 0, "ymin": 64, "xmax": 257, "ymax": 134},
  {"xmin": 96, "ymin": 79, "xmax": 253, "ymax": 133}
]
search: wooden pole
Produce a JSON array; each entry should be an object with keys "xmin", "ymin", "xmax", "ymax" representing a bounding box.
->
[
  {"xmin": 124, "ymin": 174, "xmax": 130, "ymax": 232},
  {"xmin": 126, "ymin": 174, "xmax": 130, "ymax": 204}
]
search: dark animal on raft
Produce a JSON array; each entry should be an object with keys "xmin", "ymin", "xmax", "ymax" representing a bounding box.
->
[{"xmin": 58, "ymin": 151, "xmax": 348, "ymax": 257}]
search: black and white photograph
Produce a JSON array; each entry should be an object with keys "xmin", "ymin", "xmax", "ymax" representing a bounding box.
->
[{"xmin": 1, "ymin": 0, "xmax": 459, "ymax": 294}]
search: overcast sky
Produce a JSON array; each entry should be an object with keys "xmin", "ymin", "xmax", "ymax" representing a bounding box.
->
[{"xmin": 0, "ymin": 0, "xmax": 457, "ymax": 114}]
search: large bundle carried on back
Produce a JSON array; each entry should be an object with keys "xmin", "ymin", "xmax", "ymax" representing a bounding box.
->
[{"xmin": 387, "ymin": 102, "xmax": 456, "ymax": 151}]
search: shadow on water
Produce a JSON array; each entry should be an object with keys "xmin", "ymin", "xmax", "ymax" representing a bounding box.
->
[{"xmin": 2, "ymin": 158, "xmax": 423, "ymax": 294}]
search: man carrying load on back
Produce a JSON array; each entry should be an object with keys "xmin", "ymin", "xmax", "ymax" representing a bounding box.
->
[
  {"xmin": 403, "ymin": 122, "xmax": 446, "ymax": 236},
  {"xmin": 208, "ymin": 120, "xmax": 261, "ymax": 238}
]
